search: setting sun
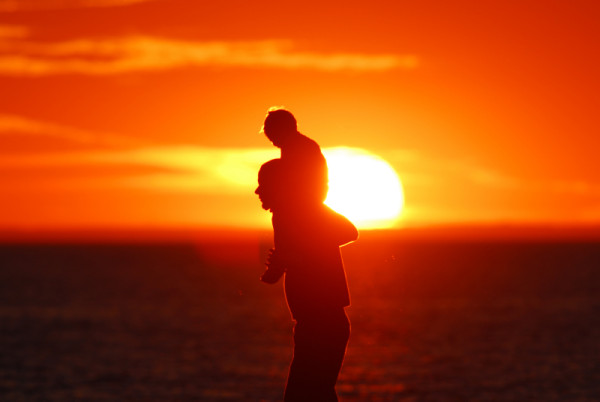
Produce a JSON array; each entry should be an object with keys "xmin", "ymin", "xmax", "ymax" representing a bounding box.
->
[{"xmin": 323, "ymin": 147, "xmax": 404, "ymax": 229}]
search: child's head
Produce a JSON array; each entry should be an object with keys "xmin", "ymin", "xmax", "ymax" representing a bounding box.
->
[{"xmin": 261, "ymin": 108, "xmax": 297, "ymax": 148}]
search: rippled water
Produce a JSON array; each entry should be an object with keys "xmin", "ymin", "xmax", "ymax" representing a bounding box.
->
[{"xmin": 1, "ymin": 239, "xmax": 599, "ymax": 401}]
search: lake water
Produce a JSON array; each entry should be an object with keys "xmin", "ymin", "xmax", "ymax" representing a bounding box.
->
[{"xmin": 1, "ymin": 236, "xmax": 599, "ymax": 401}]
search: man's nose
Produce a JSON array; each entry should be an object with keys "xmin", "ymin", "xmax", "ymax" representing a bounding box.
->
[{"xmin": 255, "ymin": 186, "xmax": 259, "ymax": 194}]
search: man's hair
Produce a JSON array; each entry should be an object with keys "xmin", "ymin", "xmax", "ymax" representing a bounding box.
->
[
  {"xmin": 258, "ymin": 158, "xmax": 285, "ymax": 189},
  {"xmin": 262, "ymin": 107, "xmax": 297, "ymax": 134},
  {"xmin": 259, "ymin": 158, "xmax": 322, "ymax": 208}
]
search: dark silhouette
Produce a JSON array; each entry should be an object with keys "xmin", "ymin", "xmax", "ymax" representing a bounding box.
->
[
  {"xmin": 261, "ymin": 107, "xmax": 329, "ymax": 203},
  {"xmin": 255, "ymin": 156, "xmax": 358, "ymax": 401}
]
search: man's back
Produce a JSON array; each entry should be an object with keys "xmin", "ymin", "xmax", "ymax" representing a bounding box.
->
[{"xmin": 273, "ymin": 204, "xmax": 357, "ymax": 320}]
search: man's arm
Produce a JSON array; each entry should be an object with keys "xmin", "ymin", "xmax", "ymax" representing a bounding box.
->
[{"xmin": 260, "ymin": 214, "xmax": 293, "ymax": 284}]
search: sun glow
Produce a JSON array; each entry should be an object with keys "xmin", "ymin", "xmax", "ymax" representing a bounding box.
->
[{"xmin": 323, "ymin": 147, "xmax": 404, "ymax": 229}]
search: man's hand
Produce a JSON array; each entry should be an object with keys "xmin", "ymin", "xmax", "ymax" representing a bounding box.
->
[{"xmin": 260, "ymin": 248, "xmax": 286, "ymax": 284}]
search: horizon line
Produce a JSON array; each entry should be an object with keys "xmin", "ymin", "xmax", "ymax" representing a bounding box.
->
[{"xmin": 2, "ymin": 222, "xmax": 600, "ymax": 243}]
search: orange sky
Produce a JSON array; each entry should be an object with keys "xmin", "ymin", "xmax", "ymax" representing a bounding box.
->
[{"xmin": 1, "ymin": 0, "xmax": 599, "ymax": 233}]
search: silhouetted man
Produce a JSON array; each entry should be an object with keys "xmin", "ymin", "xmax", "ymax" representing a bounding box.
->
[
  {"xmin": 261, "ymin": 108, "xmax": 329, "ymax": 203},
  {"xmin": 255, "ymin": 158, "xmax": 358, "ymax": 402}
]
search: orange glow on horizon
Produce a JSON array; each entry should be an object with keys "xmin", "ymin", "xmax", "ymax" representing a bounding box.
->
[{"xmin": 0, "ymin": 2, "xmax": 599, "ymax": 234}]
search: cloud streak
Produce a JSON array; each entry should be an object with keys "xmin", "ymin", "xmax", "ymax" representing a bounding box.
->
[
  {"xmin": 0, "ymin": 0, "xmax": 156, "ymax": 12},
  {"xmin": 0, "ymin": 25, "xmax": 30, "ymax": 38},
  {"xmin": 3, "ymin": 119, "xmax": 598, "ymax": 202},
  {"xmin": 0, "ymin": 113, "xmax": 147, "ymax": 149},
  {"xmin": 89, "ymin": 146, "xmax": 279, "ymax": 193},
  {"xmin": 0, "ymin": 145, "xmax": 279, "ymax": 195},
  {"xmin": 383, "ymin": 149, "xmax": 521, "ymax": 190},
  {"xmin": 5, "ymin": 142, "xmax": 600, "ymax": 199},
  {"xmin": 3, "ymin": 140, "xmax": 600, "ymax": 226},
  {"xmin": 0, "ymin": 36, "xmax": 418, "ymax": 76}
]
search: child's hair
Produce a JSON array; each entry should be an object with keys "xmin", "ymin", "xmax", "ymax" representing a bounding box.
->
[{"xmin": 261, "ymin": 107, "xmax": 297, "ymax": 135}]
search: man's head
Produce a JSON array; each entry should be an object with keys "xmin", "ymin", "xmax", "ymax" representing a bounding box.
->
[
  {"xmin": 256, "ymin": 158, "xmax": 326, "ymax": 212},
  {"xmin": 262, "ymin": 108, "xmax": 297, "ymax": 148},
  {"xmin": 255, "ymin": 159, "xmax": 286, "ymax": 211}
]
